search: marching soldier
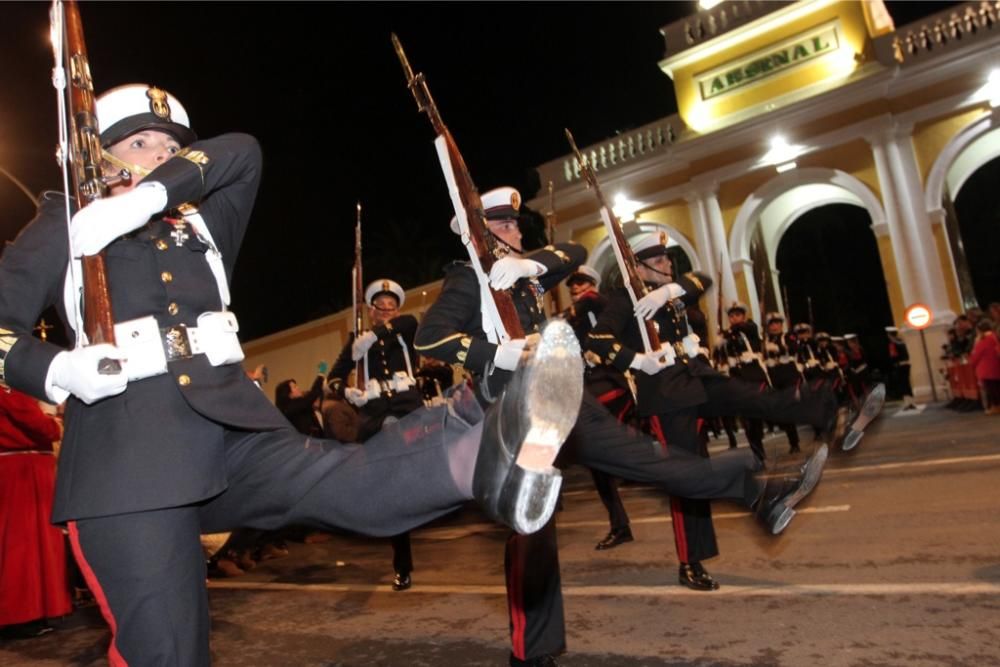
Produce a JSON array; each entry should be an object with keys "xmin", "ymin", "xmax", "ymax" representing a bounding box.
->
[
  {"xmin": 886, "ymin": 326, "xmax": 917, "ymax": 411},
  {"xmin": 562, "ymin": 265, "xmax": 634, "ymax": 551},
  {"xmin": 415, "ymin": 190, "xmax": 828, "ymax": 666},
  {"xmin": 329, "ymin": 278, "xmax": 425, "ymax": 591},
  {"xmin": 721, "ymin": 303, "xmax": 768, "ymax": 461},
  {"xmin": 0, "ymin": 84, "xmax": 579, "ymax": 666},
  {"xmin": 844, "ymin": 334, "xmax": 870, "ymax": 410},
  {"xmin": 763, "ymin": 313, "xmax": 803, "ymax": 453},
  {"xmin": 329, "ymin": 279, "xmax": 423, "ymax": 441},
  {"xmin": 587, "ymin": 233, "xmax": 839, "ymax": 594}
]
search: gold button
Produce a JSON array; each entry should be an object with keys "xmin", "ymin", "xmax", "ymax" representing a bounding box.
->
[
  {"xmin": 161, "ymin": 271, "xmax": 173, "ymax": 283},
  {"xmin": 167, "ymin": 303, "xmax": 179, "ymax": 316},
  {"xmin": 155, "ymin": 239, "xmax": 169, "ymax": 251},
  {"xmin": 178, "ymin": 374, "xmax": 191, "ymax": 386}
]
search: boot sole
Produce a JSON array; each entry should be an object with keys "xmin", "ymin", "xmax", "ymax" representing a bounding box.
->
[
  {"xmin": 501, "ymin": 320, "xmax": 583, "ymax": 534},
  {"xmin": 849, "ymin": 383, "xmax": 886, "ymax": 434},
  {"xmin": 780, "ymin": 443, "xmax": 828, "ymax": 512},
  {"xmin": 768, "ymin": 504, "xmax": 796, "ymax": 535},
  {"xmin": 514, "ymin": 320, "xmax": 583, "ymax": 472}
]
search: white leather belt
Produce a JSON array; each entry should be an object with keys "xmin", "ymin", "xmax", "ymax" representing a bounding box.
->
[
  {"xmin": 364, "ymin": 372, "xmax": 417, "ymax": 400},
  {"xmin": 114, "ymin": 312, "xmax": 245, "ymax": 381}
]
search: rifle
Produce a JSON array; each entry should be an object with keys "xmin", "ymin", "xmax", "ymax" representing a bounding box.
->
[
  {"xmin": 716, "ymin": 253, "xmax": 724, "ymax": 336},
  {"xmin": 545, "ymin": 181, "xmax": 563, "ymax": 315},
  {"xmin": 50, "ymin": 0, "xmax": 127, "ymax": 373},
  {"xmin": 352, "ymin": 202, "xmax": 365, "ymax": 389},
  {"xmin": 564, "ymin": 129, "xmax": 661, "ymax": 354},
  {"xmin": 392, "ymin": 34, "xmax": 523, "ymax": 342}
]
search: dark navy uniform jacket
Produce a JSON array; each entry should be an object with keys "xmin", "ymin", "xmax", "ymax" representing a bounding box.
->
[
  {"xmin": 329, "ymin": 314, "xmax": 424, "ymax": 422},
  {"xmin": 723, "ymin": 320, "xmax": 769, "ymax": 385},
  {"xmin": 414, "ymin": 243, "xmax": 585, "ymax": 401},
  {"xmin": 562, "ymin": 291, "xmax": 631, "ymax": 399},
  {"xmin": 764, "ymin": 331, "xmax": 801, "ymax": 388},
  {"xmin": 0, "ymin": 133, "xmax": 291, "ymax": 523},
  {"xmin": 585, "ymin": 272, "xmax": 716, "ymax": 416}
]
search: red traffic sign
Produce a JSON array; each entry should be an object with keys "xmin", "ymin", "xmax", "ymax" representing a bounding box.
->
[{"xmin": 904, "ymin": 304, "xmax": 933, "ymax": 330}]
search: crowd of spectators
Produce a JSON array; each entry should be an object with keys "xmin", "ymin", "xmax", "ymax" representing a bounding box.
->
[{"xmin": 941, "ymin": 303, "xmax": 1000, "ymax": 415}]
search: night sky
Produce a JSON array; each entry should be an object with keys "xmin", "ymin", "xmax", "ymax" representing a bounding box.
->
[{"xmin": 0, "ymin": 2, "xmax": 958, "ymax": 343}]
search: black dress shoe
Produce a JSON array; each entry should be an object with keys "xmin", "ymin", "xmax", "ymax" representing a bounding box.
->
[
  {"xmin": 757, "ymin": 443, "xmax": 829, "ymax": 535},
  {"xmin": 595, "ymin": 526, "xmax": 634, "ymax": 550},
  {"xmin": 392, "ymin": 572, "xmax": 411, "ymax": 591},
  {"xmin": 678, "ymin": 562, "xmax": 720, "ymax": 591},
  {"xmin": 472, "ymin": 320, "xmax": 583, "ymax": 535}
]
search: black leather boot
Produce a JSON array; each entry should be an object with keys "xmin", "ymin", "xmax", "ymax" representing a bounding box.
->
[
  {"xmin": 595, "ymin": 526, "xmax": 634, "ymax": 550},
  {"xmin": 472, "ymin": 320, "xmax": 583, "ymax": 535},
  {"xmin": 755, "ymin": 443, "xmax": 829, "ymax": 535},
  {"xmin": 678, "ymin": 562, "xmax": 720, "ymax": 591}
]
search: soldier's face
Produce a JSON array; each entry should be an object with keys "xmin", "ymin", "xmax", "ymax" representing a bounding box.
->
[
  {"xmin": 369, "ymin": 295, "xmax": 400, "ymax": 327},
  {"xmin": 107, "ymin": 130, "xmax": 181, "ymax": 194},
  {"xmin": 487, "ymin": 218, "xmax": 522, "ymax": 255},
  {"xmin": 568, "ymin": 280, "xmax": 595, "ymax": 301},
  {"xmin": 729, "ymin": 311, "xmax": 746, "ymax": 325},
  {"xmin": 767, "ymin": 322, "xmax": 783, "ymax": 335},
  {"xmin": 637, "ymin": 255, "xmax": 672, "ymax": 285}
]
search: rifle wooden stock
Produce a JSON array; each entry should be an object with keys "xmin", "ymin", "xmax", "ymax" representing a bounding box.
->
[
  {"xmin": 61, "ymin": 0, "xmax": 116, "ymax": 349},
  {"xmin": 565, "ymin": 129, "xmax": 661, "ymax": 353},
  {"xmin": 393, "ymin": 34, "xmax": 524, "ymax": 340},
  {"xmin": 353, "ymin": 203, "xmax": 364, "ymax": 389}
]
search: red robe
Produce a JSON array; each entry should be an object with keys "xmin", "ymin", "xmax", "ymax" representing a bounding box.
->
[{"xmin": 0, "ymin": 386, "xmax": 72, "ymax": 626}]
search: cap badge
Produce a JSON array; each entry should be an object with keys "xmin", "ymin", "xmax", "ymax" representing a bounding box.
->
[
  {"xmin": 659, "ymin": 231, "xmax": 668, "ymax": 246},
  {"xmin": 146, "ymin": 87, "xmax": 172, "ymax": 120},
  {"xmin": 510, "ymin": 191, "xmax": 521, "ymax": 210},
  {"xmin": 382, "ymin": 280, "xmax": 390, "ymax": 291}
]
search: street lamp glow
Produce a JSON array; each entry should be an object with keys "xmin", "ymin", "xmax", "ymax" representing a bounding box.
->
[{"xmin": 612, "ymin": 193, "xmax": 640, "ymax": 223}]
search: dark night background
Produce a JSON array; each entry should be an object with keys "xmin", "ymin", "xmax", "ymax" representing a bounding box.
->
[{"xmin": 0, "ymin": 1, "xmax": 970, "ymax": 361}]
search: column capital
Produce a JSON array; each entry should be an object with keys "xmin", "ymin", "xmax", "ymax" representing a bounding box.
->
[
  {"xmin": 687, "ymin": 176, "xmax": 719, "ymax": 200},
  {"xmin": 864, "ymin": 116, "xmax": 915, "ymax": 147}
]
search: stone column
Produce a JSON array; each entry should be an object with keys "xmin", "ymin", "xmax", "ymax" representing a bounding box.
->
[{"xmin": 868, "ymin": 123, "xmax": 954, "ymax": 402}]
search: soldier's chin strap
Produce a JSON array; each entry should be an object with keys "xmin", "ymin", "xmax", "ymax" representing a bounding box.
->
[
  {"xmin": 487, "ymin": 228, "xmax": 524, "ymax": 257},
  {"xmin": 639, "ymin": 259, "xmax": 673, "ymax": 282},
  {"xmin": 101, "ymin": 149, "xmax": 151, "ymax": 181}
]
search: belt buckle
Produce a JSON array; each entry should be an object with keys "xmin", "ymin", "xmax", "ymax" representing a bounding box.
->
[{"xmin": 162, "ymin": 325, "xmax": 193, "ymax": 361}]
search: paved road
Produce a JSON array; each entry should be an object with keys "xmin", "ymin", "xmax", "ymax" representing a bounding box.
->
[{"xmin": 3, "ymin": 403, "xmax": 999, "ymax": 666}]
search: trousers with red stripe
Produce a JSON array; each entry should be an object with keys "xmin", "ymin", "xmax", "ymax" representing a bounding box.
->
[
  {"xmin": 65, "ymin": 407, "xmax": 478, "ymax": 667},
  {"xmin": 504, "ymin": 391, "xmax": 766, "ymax": 661},
  {"xmin": 648, "ymin": 374, "xmax": 835, "ymax": 566}
]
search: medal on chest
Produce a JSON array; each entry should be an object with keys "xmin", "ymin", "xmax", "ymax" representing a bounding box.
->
[{"xmin": 164, "ymin": 216, "xmax": 191, "ymax": 247}]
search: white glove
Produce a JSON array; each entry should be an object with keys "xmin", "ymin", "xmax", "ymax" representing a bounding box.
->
[
  {"xmin": 344, "ymin": 387, "xmax": 369, "ymax": 407},
  {"xmin": 489, "ymin": 258, "xmax": 544, "ymax": 291},
  {"xmin": 634, "ymin": 283, "xmax": 685, "ymax": 320},
  {"xmin": 493, "ymin": 338, "xmax": 530, "ymax": 371},
  {"xmin": 46, "ymin": 344, "xmax": 128, "ymax": 405},
  {"xmin": 351, "ymin": 330, "xmax": 378, "ymax": 361},
  {"xmin": 69, "ymin": 182, "xmax": 168, "ymax": 257},
  {"xmin": 682, "ymin": 333, "xmax": 701, "ymax": 359},
  {"xmin": 629, "ymin": 348, "xmax": 674, "ymax": 376},
  {"xmin": 765, "ymin": 342, "xmax": 780, "ymax": 354}
]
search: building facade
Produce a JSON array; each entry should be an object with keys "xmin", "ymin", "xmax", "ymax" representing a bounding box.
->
[{"xmin": 248, "ymin": 0, "xmax": 1000, "ymax": 403}]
